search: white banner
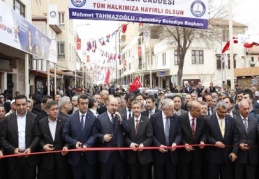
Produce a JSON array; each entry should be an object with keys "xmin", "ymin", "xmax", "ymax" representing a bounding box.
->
[
  {"xmin": 69, "ymin": 0, "xmax": 209, "ymax": 29},
  {"xmin": 48, "ymin": 4, "xmax": 58, "ymax": 25}
]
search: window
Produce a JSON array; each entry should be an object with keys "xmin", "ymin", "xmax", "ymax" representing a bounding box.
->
[
  {"xmin": 162, "ymin": 52, "xmax": 166, "ymax": 66},
  {"xmin": 138, "ymin": 57, "xmax": 142, "ymax": 70},
  {"xmin": 13, "ymin": 0, "xmax": 25, "ymax": 17},
  {"xmin": 57, "ymin": 41, "xmax": 65, "ymax": 59},
  {"xmin": 174, "ymin": 50, "xmax": 179, "ymax": 65},
  {"xmin": 222, "ymin": 29, "xmax": 229, "ymax": 42},
  {"xmin": 227, "ymin": 54, "xmax": 236, "ymax": 69},
  {"xmin": 216, "ymin": 54, "xmax": 224, "ymax": 70},
  {"xmin": 59, "ymin": 12, "xmax": 65, "ymax": 26},
  {"xmin": 192, "ymin": 50, "xmax": 204, "ymax": 64}
]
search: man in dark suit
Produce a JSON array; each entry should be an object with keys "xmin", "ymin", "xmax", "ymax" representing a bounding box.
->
[
  {"xmin": 234, "ymin": 100, "xmax": 258, "ymax": 179},
  {"xmin": 203, "ymin": 94, "xmax": 214, "ymax": 116},
  {"xmin": 118, "ymin": 93, "xmax": 135, "ymax": 120},
  {"xmin": 97, "ymin": 97, "xmax": 130, "ymax": 179},
  {"xmin": 63, "ymin": 94, "xmax": 98, "ymax": 179},
  {"xmin": 0, "ymin": 95, "xmax": 40, "ymax": 179},
  {"xmin": 0, "ymin": 104, "xmax": 7, "ymax": 179},
  {"xmin": 142, "ymin": 94, "xmax": 159, "ymax": 118},
  {"xmin": 38, "ymin": 95, "xmax": 53, "ymax": 120},
  {"xmin": 178, "ymin": 100, "xmax": 207, "ymax": 179},
  {"xmin": 184, "ymin": 83, "xmax": 193, "ymax": 94},
  {"xmin": 151, "ymin": 98, "xmax": 182, "ymax": 179},
  {"xmin": 125, "ymin": 100, "xmax": 153, "ymax": 179},
  {"xmin": 206, "ymin": 101, "xmax": 239, "ymax": 179},
  {"xmin": 38, "ymin": 100, "xmax": 69, "ymax": 179},
  {"xmin": 209, "ymin": 82, "xmax": 216, "ymax": 93}
]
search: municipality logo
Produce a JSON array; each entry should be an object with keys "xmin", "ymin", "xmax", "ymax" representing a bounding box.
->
[
  {"xmin": 50, "ymin": 11, "xmax": 56, "ymax": 18},
  {"xmin": 71, "ymin": 0, "xmax": 86, "ymax": 7},
  {"xmin": 190, "ymin": 1, "xmax": 206, "ymax": 17}
]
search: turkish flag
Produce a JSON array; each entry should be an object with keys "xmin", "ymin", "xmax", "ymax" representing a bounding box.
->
[
  {"xmin": 104, "ymin": 68, "xmax": 110, "ymax": 85},
  {"xmin": 76, "ymin": 38, "xmax": 81, "ymax": 50},
  {"xmin": 129, "ymin": 77, "xmax": 141, "ymax": 92}
]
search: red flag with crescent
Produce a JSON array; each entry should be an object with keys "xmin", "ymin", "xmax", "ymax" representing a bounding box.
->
[{"xmin": 129, "ymin": 77, "xmax": 141, "ymax": 92}]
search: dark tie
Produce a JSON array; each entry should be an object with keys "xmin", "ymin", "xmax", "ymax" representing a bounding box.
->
[
  {"xmin": 80, "ymin": 114, "xmax": 85, "ymax": 130},
  {"xmin": 135, "ymin": 120, "xmax": 139, "ymax": 134},
  {"xmin": 208, "ymin": 108, "xmax": 211, "ymax": 115},
  {"xmin": 165, "ymin": 117, "xmax": 170, "ymax": 146},
  {"xmin": 243, "ymin": 118, "xmax": 248, "ymax": 133},
  {"xmin": 191, "ymin": 119, "xmax": 195, "ymax": 137},
  {"xmin": 111, "ymin": 114, "xmax": 116, "ymax": 129},
  {"xmin": 128, "ymin": 109, "xmax": 132, "ymax": 119}
]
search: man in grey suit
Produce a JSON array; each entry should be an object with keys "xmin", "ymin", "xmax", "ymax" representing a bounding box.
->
[
  {"xmin": 125, "ymin": 100, "xmax": 153, "ymax": 179},
  {"xmin": 118, "ymin": 93, "xmax": 135, "ymax": 120},
  {"xmin": 172, "ymin": 95, "xmax": 187, "ymax": 115},
  {"xmin": 235, "ymin": 100, "xmax": 259, "ymax": 179},
  {"xmin": 0, "ymin": 95, "xmax": 40, "ymax": 179}
]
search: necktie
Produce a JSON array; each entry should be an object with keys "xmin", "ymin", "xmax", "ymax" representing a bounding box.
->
[
  {"xmin": 111, "ymin": 114, "xmax": 115, "ymax": 129},
  {"xmin": 135, "ymin": 120, "xmax": 139, "ymax": 134},
  {"xmin": 128, "ymin": 109, "xmax": 132, "ymax": 120},
  {"xmin": 208, "ymin": 108, "xmax": 211, "ymax": 115},
  {"xmin": 220, "ymin": 119, "xmax": 225, "ymax": 137},
  {"xmin": 165, "ymin": 117, "xmax": 170, "ymax": 146},
  {"xmin": 191, "ymin": 119, "xmax": 195, "ymax": 137},
  {"xmin": 80, "ymin": 114, "xmax": 85, "ymax": 130},
  {"xmin": 243, "ymin": 118, "xmax": 248, "ymax": 133}
]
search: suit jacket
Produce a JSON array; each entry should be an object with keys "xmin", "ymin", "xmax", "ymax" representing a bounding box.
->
[
  {"xmin": 234, "ymin": 114, "xmax": 258, "ymax": 165},
  {"xmin": 125, "ymin": 115, "xmax": 153, "ymax": 165},
  {"xmin": 151, "ymin": 111, "xmax": 182, "ymax": 165},
  {"xmin": 39, "ymin": 116, "xmax": 68, "ymax": 169},
  {"xmin": 184, "ymin": 86, "xmax": 193, "ymax": 94},
  {"xmin": 0, "ymin": 112, "xmax": 40, "ymax": 169},
  {"xmin": 206, "ymin": 114, "xmax": 239, "ymax": 165},
  {"xmin": 118, "ymin": 107, "xmax": 128, "ymax": 118},
  {"xmin": 141, "ymin": 108, "xmax": 160, "ymax": 118},
  {"xmin": 62, "ymin": 111, "xmax": 98, "ymax": 166},
  {"xmin": 178, "ymin": 113, "xmax": 207, "ymax": 163},
  {"xmin": 97, "ymin": 111, "xmax": 130, "ymax": 163}
]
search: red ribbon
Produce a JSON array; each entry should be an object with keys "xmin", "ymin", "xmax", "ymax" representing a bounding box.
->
[{"xmin": 0, "ymin": 144, "xmax": 220, "ymax": 159}]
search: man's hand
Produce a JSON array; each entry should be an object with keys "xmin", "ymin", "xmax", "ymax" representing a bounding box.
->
[
  {"xmin": 75, "ymin": 142, "xmax": 83, "ymax": 149},
  {"xmin": 240, "ymin": 143, "xmax": 249, "ymax": 151},
  {"xmin": 229, "ymin": 153, "xmax": 237, "ymax": 162},
  {"xmin": 61, "ymin": 146, "xmax": 68, "ymax": 156},
  {"xmin": 130, "ymin": 143, "xmax": 139, "ymax": 151},
  {"xmin": 115, "ymin": 112, "xmax": 122, "ymax": 124},
  {"xmin": 23, "ymin": 148, "xmax": 31, "ymax": 157},
  {"xmin": 184, "ymin": 143, "xmax": 194, "ymax": 152},
  {"xmin": 43, "ymin": 144, "xmax": 54, "ymax": 152},
  {"xmin": 215, "ymin": 141, "xmax": 225, "ymax": 148},
  {"xmin": 171, "ymin": 143, "xmax": 177, "ymax": 151},
  {"xmin": 199, "ymin": 141, "xmax": 205, "ymax": 149},
  {"xmin": 0, "ymin": 150, "xmax": 3, "ymax": 159},
  {"xmin": 14, "ymin": 148, "xmax": 21, "ymax": 154},
  {"xmin": 103, "ymin": 134, "xmax": 113, "ymax": 142},
  {"xmin": 138, "ymin": 143, "xmax": 144, "ymax": 151},
  {"xmin": 159, "ymin": 145, "xmax": 168, "ymax": 153}
]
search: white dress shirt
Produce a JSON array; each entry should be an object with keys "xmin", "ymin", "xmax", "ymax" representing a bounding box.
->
[
  {"xmin": 48, "ymin": 118, "xmax": 58, "ymax": 141},
  {"xmin": 17, "ymin": 113, "xmax": 27, "ymax": 150}
]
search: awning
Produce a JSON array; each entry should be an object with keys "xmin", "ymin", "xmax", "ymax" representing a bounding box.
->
[
  {"xmin": 30, "ymin": 69, "xmax": 62, "ymax": 79},
  {"xmin": 234, "ymin": 67, "xmax": 259, "ymax": 77}
]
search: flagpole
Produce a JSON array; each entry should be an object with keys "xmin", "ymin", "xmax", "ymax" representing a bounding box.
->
[
  {"xmin": 149, "ymin": 26, "xmax": 152, "ymax": 89},
  {"xmin": 229, "ymin": 0, "xmax": 234, "ymax": 88}
]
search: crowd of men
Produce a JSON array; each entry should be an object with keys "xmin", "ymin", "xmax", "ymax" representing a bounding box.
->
[{"xmin": 0, "ymin": 83, "xmax": 259, "ymax": 179}]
